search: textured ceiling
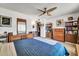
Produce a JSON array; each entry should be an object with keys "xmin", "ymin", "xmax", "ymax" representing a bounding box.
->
[{"xmin": 0, "ymin": 3, "xmax": 79, "ymax": 17}]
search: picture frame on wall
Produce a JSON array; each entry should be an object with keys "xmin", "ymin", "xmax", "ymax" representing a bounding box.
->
[
  {"xmin": 56, "ymin": 19, "xmax": 64, "ymax": 26},
  {"xmin": 68, "ymin": 16, "xmax": 73, "ymax": 21},
  {"xmin": 0, "ymin": 15, "xmax": 12, "ymax": 27}
]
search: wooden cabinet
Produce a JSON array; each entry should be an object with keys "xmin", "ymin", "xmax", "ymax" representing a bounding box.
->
[
  {"xmin": 65, "ymin": 21, "xmax": 78, "ymax": 34},
  {"xmin": 8, "ymin": 34, "xmax": 21, "ymax": 42},
  {"xmin": 65, "ymin": 20, "xmax": 78, "ymax": 43},
  {"xmin": 21, "ymin": 34, "xmax": 27, "ymax": 39},
  {"xmin": 65, "ymin": 34, "xmax": 77, "ymax": 43},
  {"xmin": 53, "ymin": 28, "xmax": 65, "ymax": 42},
  {"xmin": 8, "ymin": 33, "xmax": 33, "ymax": 42},
  {"xmin": 26, "ymin": 33, "xmax": 33, "ymax": 39},
  {"xmin": 21, "ymin": 33, "xmax": 33, "ymax": 39},
  {"xmin": 77, "ymin": 36, "xmax": 79, "ymax": 44}
]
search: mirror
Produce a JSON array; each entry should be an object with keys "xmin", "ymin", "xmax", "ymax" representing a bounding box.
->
[{"xmin": 17, "ymin": 18, "xmax": 26, "ymax": 34}]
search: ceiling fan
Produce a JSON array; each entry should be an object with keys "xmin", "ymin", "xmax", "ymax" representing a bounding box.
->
[{"xmin": 38, "ymin": 7, "xmax": 57, "ymax": 16}]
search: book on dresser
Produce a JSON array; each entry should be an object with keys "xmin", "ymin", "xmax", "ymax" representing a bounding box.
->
[{"xmin": 65, "ymin": 20, "xmax": 78, "ymax": 43}]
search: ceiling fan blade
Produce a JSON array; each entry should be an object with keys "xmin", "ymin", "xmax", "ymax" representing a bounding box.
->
[
  {"xmin": 47, "ymin": 12, "xmax": 52, "ymax": 16},
  {"xmin": 47, "ymin": 7, "xmax": 57, "ymax": 12},
  {"xmin": 38, "ymin": 9, "xmax": 44, "ymax": 12},
  {"xmin": 39, "ymin": 12, "xmax": 45, "ymax": 16}
]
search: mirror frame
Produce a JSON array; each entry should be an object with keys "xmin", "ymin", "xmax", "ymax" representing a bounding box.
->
[{"xmin": 17, "ymin": 18, "xmax": 27, "ymax": 34}]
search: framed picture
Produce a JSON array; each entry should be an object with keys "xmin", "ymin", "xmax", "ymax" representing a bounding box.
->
[
  {"xmin": 68, "ymin": 17, "xmax": 73, "ymax": 21},
  {"xmin": 56, "ymin": 19, "xmax": 64, "ymax": 26},
  {"xmin": 0, "ymin": 15, "xmax": 12, "ymax": 27}
]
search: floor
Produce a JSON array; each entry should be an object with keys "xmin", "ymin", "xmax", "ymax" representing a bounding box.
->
[
  {"xmin": 0, "ymin": 42, "xmax": 16, "ymax": 56},
  {"xmin": 61, "ymin": 42, "xmax": 77, "ymax": 56},
  {"xmin": 76, "ymin": 44, "xmax": 79, "ymax": 56}
]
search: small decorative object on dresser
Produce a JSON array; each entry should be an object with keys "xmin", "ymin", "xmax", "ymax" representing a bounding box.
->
[{"xmin": 0, "ymin": 15, "xmax": 12, "ymax": 27}]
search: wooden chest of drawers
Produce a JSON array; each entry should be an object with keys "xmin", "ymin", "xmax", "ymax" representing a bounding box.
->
[
  {"xmin": 65, "ymin": 34, "xmax": 77, "ymax": 43},
  {"xmin": 53, "ymin": 28, "xmax": 65, "ymax": 42},
  {"xmin": 8, "ymin": 33, "xmax": 33, "ymax": 42}
]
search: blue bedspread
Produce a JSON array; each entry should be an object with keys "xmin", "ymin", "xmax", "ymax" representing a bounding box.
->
[{"xmin": 14, "ymin": 38, "xmax": 69, "ymax": 56}]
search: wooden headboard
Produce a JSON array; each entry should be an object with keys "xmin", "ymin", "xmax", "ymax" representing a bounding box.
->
[{"xmin": 8, "ymin": 33, "xmax": 33, "ymax": 42}]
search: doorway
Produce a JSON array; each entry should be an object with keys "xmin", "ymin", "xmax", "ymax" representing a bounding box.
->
[{"xmin": 36, "ymin": 21, "xmax": 41, "ymax": 37}]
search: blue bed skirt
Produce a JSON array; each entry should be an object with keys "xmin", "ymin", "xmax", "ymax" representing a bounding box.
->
[{"xmin": 14, "ymin": 38, "xmax": 69, "ymax": 56}]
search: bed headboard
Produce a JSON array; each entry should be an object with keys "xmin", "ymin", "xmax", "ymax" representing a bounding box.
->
[{"xmin": 8, "ymin": 33, "xmax": 33, "ymax": 42}]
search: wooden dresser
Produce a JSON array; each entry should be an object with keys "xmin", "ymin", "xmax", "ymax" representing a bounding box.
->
[
  {"xmin": 8, "ymin": 33, "xmax": 33, "ymax": 42},
  {"xmin": 65, "ymin": 20, "xmax": 78, "ymax": 43},
  {"xmin": 53, "ymin": 28, "xmax": 65, "ymax": 42},
  {"xmin": 65, "ymin": 34, "xmax": 77, "ymax": 43}
]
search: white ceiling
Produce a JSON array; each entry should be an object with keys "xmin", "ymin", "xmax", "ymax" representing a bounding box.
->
[{"xmin": 0, "ymin": 3, "xmax": 79, "ymax": 17}]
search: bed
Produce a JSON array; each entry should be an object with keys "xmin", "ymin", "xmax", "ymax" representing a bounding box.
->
[{"xmin": 13, "ymin": 37, "xmax": 69, "ymax": 56}]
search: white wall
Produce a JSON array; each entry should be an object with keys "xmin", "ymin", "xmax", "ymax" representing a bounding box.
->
[
  {"xmin": 45, "ymin": 12, "xmax": 79, "ymax": 28},
  {"xmin": 0, "ymin": 7, "xmax": 79, "ymax": 37},
  {"xmin": 0, "ymin": 7, "xmax": 33, "ymax": 35},
  {"xmin": 40, "ymin": 12, "xmax": 79, "ymax": 37},
  {"xmin": 0, "ymin": 7, "xmax": 46, "ymax": 37},
  {"xmin": 28, "ymin": 17, "xmax": 46, "ymax": 37}
]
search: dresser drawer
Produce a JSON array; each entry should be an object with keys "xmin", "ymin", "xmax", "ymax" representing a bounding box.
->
[
  {"xmin": 53, "ymin": 35, "xmax": 64, "ymax": 42},
  {"xmin": 54, "ymin": 29, "xmax": 64, "ymax": 32}
]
